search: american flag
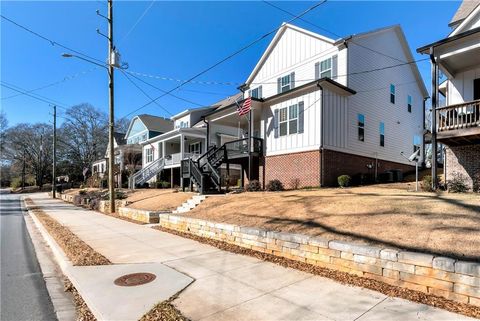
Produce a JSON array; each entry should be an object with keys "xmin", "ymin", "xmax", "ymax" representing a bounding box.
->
[{"xmin": 237, "ymin": 97, "xmax": 251, "ymax": 116}]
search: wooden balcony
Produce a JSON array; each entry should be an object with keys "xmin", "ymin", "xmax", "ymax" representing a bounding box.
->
[{"xmin": 436, "ymin": 99, "xmax": 480, "ymax": 146}]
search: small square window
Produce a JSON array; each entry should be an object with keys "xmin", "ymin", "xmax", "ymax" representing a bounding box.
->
[
  {"xmin": 320, "ymin": 58, "xmax": 332, "ymax": 78},
  {"xmin": 281, "ymin": 75, "xmax": 291, "ymax": 93},
  {"xmin": 408, "ymin": 95, "xmax": 412, "ymax": 113}
]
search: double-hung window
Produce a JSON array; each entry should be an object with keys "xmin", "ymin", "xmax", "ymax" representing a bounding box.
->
[
  {"xmin": 288, "ymin": 104, "xmax": 298, "ymax": 134},
  {"xmin": 146, "ymin": 148, "xmax": 153, "ymax": 163},
  {"xmin": 358, "ymin": 114, "xmax": 365, "ymax": 142},
  {"xmin": 275, "ymin": 101, "xmax": 304, "ymax": 137},
  {"xmin": 279, "ymin": 107, "xmax": 288, "ymax": 136},
  {"xmin": 250, "ymin": 86, "xmax": 262, "ymax": 99},
  {"xmin": 281, "ymin": 75, "xmax": 291, "ymax": 93},
  {"xmin": 407, "ymin": 95, "xmax": 412, "ymax": 113},
  {"xmin": 390, "ymin": 84, "xmax": 395, "ymax": 104},
  {"xmin": 379, "ymin": 122, "xmax": 385, "ymax": 147},
  {"xmin": 320, "ymin": 58, "xmax": 332, "ymax": 78}
]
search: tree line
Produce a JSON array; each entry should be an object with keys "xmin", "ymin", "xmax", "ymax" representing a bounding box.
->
[{"xmin": 0, "ymin": 103, "xmax": 129, "ymax": 188}]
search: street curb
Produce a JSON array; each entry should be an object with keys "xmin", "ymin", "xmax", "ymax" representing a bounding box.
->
[
  {"xmin": 21, "ymin": 196, "xmax": 76, "ymax": 321},
  {"xmin": 22, "ymin": 197, "xmax": 104, "ymax": 320}
]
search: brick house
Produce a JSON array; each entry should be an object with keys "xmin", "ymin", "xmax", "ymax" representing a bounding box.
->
[
  {"xmin": 418, "ymin": 0, "xmax": 480, "ymax": 191},
  {"xmin": 186, "ymin": 23, "xmax": 428, "ymax": 191}
]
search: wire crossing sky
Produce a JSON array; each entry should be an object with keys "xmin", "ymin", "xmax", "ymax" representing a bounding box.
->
[{"xmin": 1, "ymin": 1, "xmax": 459, "ymax": 126}]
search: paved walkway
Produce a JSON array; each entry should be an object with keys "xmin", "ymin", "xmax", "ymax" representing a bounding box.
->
[{"xmin": 30, "ymin": 193, "xmax": 477, "ymax": 321}]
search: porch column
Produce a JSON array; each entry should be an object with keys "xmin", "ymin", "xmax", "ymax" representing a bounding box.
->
[
  {"xmin": 430, "ymin": 48, "xmax": 439, "ymax": 190},
  {"xmin": 162, "ymin": 141, "xmax": 166, "ymax": 159},
  {"xmin": 180, "ymin": 133, "xmax": 184, "ymax": 189}
]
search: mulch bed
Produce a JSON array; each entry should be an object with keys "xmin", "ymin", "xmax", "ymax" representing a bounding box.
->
[
  {"xmin": 25, "ymin": 197, "xmax": 186, "ymax": 321},
  {"xmin": 153, "ymin": 226, "xmax": 480, "ymax": 319}
]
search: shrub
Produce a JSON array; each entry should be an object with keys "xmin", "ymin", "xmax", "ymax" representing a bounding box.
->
[
  {"xmin": 266, "ymin": 179, "xmax": 284, "ymax": 191},
  {"xmin": 447, "ymin": 173, "xmax": 469, "ymax": 193},
  {"xmin": 472, "ymin": 172, "xmax": 480, "ymax": 193},
  {"xmin": 246, "ymin": 180, "xmax": 262, "ymax": 192},
  {"xmin": 422, "ymin": 175, "xmax": 434, "ymax": 192},
  {"xmin": 10, "ymin": 177, "xmax": 22, "ymax": 189},
  {"xmin": 78, "ymin": 189, "xmax": 87, "ymax": 195},
  {"xmin": 161, "ymin": 181, "xmax": 171, "ymax": 189},
  {"xmin": 290, "ymin": 178, "xmax": 300, "ymax": 190},
  {"xmin": 337, "ymin": 175, "xmax": 351, "ymax": 188}
]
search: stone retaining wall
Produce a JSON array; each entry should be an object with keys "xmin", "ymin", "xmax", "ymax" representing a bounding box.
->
[
  {"xmin": 117, "ymin": 207, "xmax": 166, "ymax": 224},
  {"xmin": 55, "ymin": 193, "xmax": 128, "ymax": 214},
  {"xmin": 158, "ymin": 214, "xmax": 480, "ymax": 307}
]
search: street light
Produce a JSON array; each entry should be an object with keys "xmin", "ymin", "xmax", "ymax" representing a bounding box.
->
[{"xmin": 62, "ymin": 48, "xmax": 116, "ymax": 213}]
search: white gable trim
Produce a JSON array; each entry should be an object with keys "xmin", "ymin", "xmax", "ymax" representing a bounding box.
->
[
  {"xmin": 450, "ymin": 4, "xmax": 480, "ymax": 36},
  {"xmin": 245, "ymin": 23, "xmax": 336, "ymax": 85},
  {"xmin": 124, "ymin": 116, "xmax": 147, "ymax": 140},
  {"xmin": 350, "ymin": 25, "xmax": 429, "ymax": 98}
]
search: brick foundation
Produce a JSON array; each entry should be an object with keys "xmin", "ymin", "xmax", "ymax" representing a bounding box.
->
[
  {"xmin": 265, "ymin": 151, "xmax": 320, "ymax": 188},
  {"xmin": 445, "ymin": 144, "xmax": 480, "ymax": 191},
  {"xmin": 322, "ymin": 149, "xmax": 415, "ymax": 186},
  {"xmin": 264, "ymin": 149, "xmax": 414, "ymax": 188},
  {"xmin": 159, "ymin": 214, "xmax": 480, "ymax": 307}
]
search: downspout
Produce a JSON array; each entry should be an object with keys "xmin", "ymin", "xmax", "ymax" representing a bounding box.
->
[
  {"xmin": 422, "ymin": 97, "xmax": 428, "ymax": 168},
  {"xmin": 317, "ymin": 82, "xmax": 325, "ymax": 187}
]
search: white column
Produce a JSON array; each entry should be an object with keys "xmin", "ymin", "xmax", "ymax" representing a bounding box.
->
[{"xmin": 180, "ymin": 134, "xmax": 185, "ymax": 159}]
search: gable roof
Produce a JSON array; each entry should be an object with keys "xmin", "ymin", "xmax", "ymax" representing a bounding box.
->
[
  {"xmin": 136, "ymin": 114, "xmax": 173, "ymax": 132},
  {"xmin": 347, "ymin": 25, "xmax": 429, "ymax": 99},
  {"xmin": 450, "ymin": 1, "xmax": 480, "ymax": 36},
  {"xmin": 449, "ymin": 0, "xmax": 480, "ymax": 28},
  {"xmin": 124, "ymin": 114, "xmax": 173, "ymax": 139},
  {"xmin": 113, "ymin": 132, "xmax": 126, "ymax": 146},
  {"xmin": 209, "ymin": 92, "xmax": 243, "ymax": 111},
  {"xmin": 171, "ymin": 106, "xmax": 215, "ymax": 120},
  {"xmin": 245, "ymin": 23, "xmax": 337, "ymax": 85}
]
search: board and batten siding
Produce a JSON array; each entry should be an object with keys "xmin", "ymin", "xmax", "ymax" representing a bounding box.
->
[
  {"xmin": 345, "ymin": 28, "xmax": 425, "ymax": 165},
  {"xmin": 247, "ymin": 27, "xmax": 348, "ymax": 100},
  {"xmin": 447, "ymin": 66, "xmax": 480, "ymax": 105}
]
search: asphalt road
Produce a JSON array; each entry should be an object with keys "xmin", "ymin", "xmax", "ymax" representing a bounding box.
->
[{"xmin": 0, "ymin": 190, "xmax": 57, "ymax": 321}]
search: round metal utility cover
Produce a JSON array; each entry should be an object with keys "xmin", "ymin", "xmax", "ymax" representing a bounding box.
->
[{"xmin": 114, "ymin": 272, "xmax": 156, "ymax": 287}]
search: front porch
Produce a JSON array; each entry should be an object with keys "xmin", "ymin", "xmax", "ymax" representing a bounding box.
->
[{"xmin": 435, "ymin": 99, "xmax": 480, "ymax": 145}]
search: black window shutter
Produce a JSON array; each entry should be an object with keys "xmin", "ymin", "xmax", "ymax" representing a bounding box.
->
[
  {"xmin": 274, "ymin": 109, "xmax": 279, "ymax": 138},
  {"xmin": 298, "ymin": 102, "xmax": 304, "ymax": 133},
  {"xmin": 315, "ymin": 62, "xmax": 320, "ymax": 80},
  {"xmin": 277, "ymin": 78, "xmax": 281, "ymax": 94},
  {"xmin": 290, "ymin": 72, "xmax": 295, "ymax": 88},
  {"xmin": 332, "ymin": 55, "xmax": 338, "ymax": 80},
  {"xmin": 259, "ymin": 85, "xmax": 262, "ymax": 99}
]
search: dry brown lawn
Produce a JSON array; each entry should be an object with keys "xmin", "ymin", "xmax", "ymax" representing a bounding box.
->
[
  {"xmin": 186, "ymin": 183, "xmax": 480, "ymax": 261},
  {"xmin": 126, "ymin": 189, "xmax": 194, "ymax": 211}
]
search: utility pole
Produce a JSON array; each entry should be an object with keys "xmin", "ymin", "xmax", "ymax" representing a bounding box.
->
[
  {"xmin": 22, "ymin": 147, "xmax": 26, "ymax": 190},
  {"xmin": 107, "ymin": 0, "xmax": 116, "ymax": 213},
  {"xmin": 52, "ymin": 105, "xmax": 57, "ymax": 198}
]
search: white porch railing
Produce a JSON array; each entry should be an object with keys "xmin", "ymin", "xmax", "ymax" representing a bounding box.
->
[{"xmin": 164, "ymin": 152, "xmax": 201, "ymax": 166}]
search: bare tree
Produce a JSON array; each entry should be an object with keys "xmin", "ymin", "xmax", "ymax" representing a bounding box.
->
[{"xmin": 58, "ymin": 103, "xmax": 108, "ymax": 181}]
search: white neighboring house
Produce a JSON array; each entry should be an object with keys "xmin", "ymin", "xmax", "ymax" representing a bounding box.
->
[
  {"xmin": 418, "ymin": 0, "xmax": 480, "ymax": 190},
  {"xmin": 191, "ymin": 23, "xmax": 428, "ymax": 191},
  {"xmin": 130, "ymin": 106, "xmax": 215, "ymax": 188}
]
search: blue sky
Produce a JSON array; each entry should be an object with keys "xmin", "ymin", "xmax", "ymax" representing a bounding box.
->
[{"xmin": 1, "ymin": 1, "xmax": 459, "ymax": 126}]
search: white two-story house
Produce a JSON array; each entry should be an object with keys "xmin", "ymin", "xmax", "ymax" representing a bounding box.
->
[
  {"xmin": 193, "ymin": 23, "xmax": 428, "ymax": 190},
  {"xmin": 418, "ymin": 0, "xmax": 480, "ymax": 191}
]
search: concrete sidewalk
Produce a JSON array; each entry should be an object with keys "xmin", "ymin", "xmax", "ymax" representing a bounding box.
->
[{"xmin": 29, "ymin": 193, "xmax": 477, "ymax": 321}]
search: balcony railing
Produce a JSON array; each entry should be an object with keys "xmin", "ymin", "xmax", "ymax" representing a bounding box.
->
[
  {"xmin": 164, "ymin": 152, "xmax": 201, "ymax": 166},
  {"xmin": 436, "ymin": 99, "xmax": 480, "ymax": 132}
]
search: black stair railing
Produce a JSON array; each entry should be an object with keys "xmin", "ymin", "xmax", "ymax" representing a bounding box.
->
[{"xmin": 182, "ymin": 137, "xmax": 263, "ymax": 194}]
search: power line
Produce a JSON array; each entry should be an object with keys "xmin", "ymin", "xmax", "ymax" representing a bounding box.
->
[
  {"xmin": 1, "ymin": 82, "xmax": 69, "ymax": 108},
  {"xmin": 120, "ymin": 0, "xmax": 329, "ymax": 119},
  {"xmin": 123, "ymin": 70, "xmax": 204, "ymax": 107},
  {"xmin": 2, "ymin": 67, "xmax": 99, "ymax": 100},
  {"xmin": 118, "ymin": 0, "xmax": 155, "ymax": 45},
  {"xmin": 0, "ymin": 15, "xmax": 104, "ymax": 64},
  {"xmin": 119, "ymin": 69, "xmax": 174, "ymax": 116},
  {"xmin": 125, "ymin": 70, "xmax": 241, "ymax": 86},
  {"xmin": 262, "ymin": 0, "xmax": 406, "ymax": 64}
]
